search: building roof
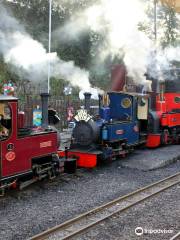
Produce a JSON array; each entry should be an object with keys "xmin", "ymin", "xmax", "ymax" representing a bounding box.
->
[{"xmin": 108, "ymin": 91, "xmax": 149, "ymax": 97}]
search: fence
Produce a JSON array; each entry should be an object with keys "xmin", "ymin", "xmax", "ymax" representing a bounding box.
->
[{"xmin": 19, "ymin": 95, "xmax": 98, "ymax": 130}]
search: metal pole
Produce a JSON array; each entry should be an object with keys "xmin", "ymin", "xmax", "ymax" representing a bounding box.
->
[
  {"xmin": 48, "ymin": 0, "xmax": 52, "ymax": 94},
  {"xmin": 154, "ymin": 0, "xmax": 157, "ymax": 42},
  {"xmin": 40, "ymin": 0, "xmax": 52, "ymax": 127},
  {"xmin": 152, "ymin": 0, "xmax": 159, "ymax": 108}
]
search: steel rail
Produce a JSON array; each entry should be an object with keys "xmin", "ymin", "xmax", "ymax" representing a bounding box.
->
[
  {"xmin": 170, "ymin": 231, "xmax": 180, "ymax": 240},
  {"xmin": 30, "ymin": 172, "xmax": 180, "ymax": 240}
]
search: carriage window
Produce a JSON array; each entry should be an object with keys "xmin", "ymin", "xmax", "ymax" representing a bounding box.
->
[
  {"xmin": 0, "ymin": 103, "xmax": 12, "ymax": 138},
  {"xmin": 175, "ymin": 97, "xmax": 180, "ymax": 103}
]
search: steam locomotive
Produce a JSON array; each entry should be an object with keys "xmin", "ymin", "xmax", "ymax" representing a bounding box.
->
[
  {"xmin": 147, "ymin": 71, "xmax": 180, "ymax": 147},
  {"xmin": 0, "ymin": 94, "xmax": 62, "ymax": 194},
  {"xmin": 59, "ymin": 69, "xmax": 180, "ymax": 168},
  {"xmin": 1, "ymin": 69, "xmax": 179, "ymax": 193},
  {"xmin": 59, "ymin": 91, "xmax": 149, "ymax": 168}
]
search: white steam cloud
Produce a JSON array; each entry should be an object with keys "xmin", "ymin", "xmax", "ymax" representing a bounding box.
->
[
  {"xmin": 148, "ymin": 46, "xmax": 180, "ymax": 81},
  {"xmin": 55, "ymin": 0, "xmax": 180, "ymax": 87},
  {"xmin": 0, "ymin": 4, "xmax": 91, "ymax": 92},
  {"xmin": 1, "ymin": 1, "xmax": 179, "ymax": 98},
  {"xmin": 56, "ymin": 0, "xmax": 152, "ymax": 86}
]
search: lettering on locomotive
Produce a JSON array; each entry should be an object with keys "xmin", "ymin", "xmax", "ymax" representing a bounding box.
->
[
  {"xmin": 116, "ymin": 130, "xmax": 124, "ymax": 135},
  {"xmin": 40, "ymin": 141, "xmax": 52, "ymax": 148}
]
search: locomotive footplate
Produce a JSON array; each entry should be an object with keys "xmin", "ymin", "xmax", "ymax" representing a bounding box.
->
[{"xmin": 58, "ymin": 149, "xmax": 102, "ymax": 168}]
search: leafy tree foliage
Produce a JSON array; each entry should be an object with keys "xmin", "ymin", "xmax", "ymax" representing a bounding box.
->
[
  {"xmin": 139, "ymin": 1, "xmax": 180, "ymax": 47},
  {"xmin": 159, "ymin": 5, "xmax": 180, "ymax": 47},
  {"xmin": 0, "ymin": 0, "xmax": 180, "ymax": 97}
]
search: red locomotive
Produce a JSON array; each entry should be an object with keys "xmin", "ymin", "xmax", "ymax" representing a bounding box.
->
[
  {"xmin": 111, "ymin": 65, "xmax": 180, "ymax": 148},
  {"xmin": 147, "ymin": 81, "xmax": 180, "ymax": 147},
  {"xmin": 0, "ymin": 95, "xmax": 61, "ymax": 194}
]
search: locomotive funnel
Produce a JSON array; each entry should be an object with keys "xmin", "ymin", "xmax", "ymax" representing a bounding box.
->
[
  {"xmin": 84, "ymin": 92, "xmax": 92, "ymax": 111},
  {"xmin": 41, "ymin": 93, "xmax": 49, "ymax": 128},
  {"xmin": 145, "ymin": 73, "xmax": 159, "ymax": 111},
  {"xmin": 111, "ymin": 64, "xmax": 126, "ymax": 91}
]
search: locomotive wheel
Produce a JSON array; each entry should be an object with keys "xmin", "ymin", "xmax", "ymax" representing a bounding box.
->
[
  {"xmin": 172, "ymin": 128, "xmax": 179, "ymax": 144},
  {"xmin": 161, "ymin": 129, "xmax": 171, "ymax": 145}
]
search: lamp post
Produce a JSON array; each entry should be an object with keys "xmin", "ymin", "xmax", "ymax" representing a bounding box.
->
[
  {"xmin": 41, "ymin": 0, "xmax": 52, "ymax": 127},
  {"xmin": 48, "ymin": 0, "xmax": 52, "ymax": 94},
  {"xmin": 154, "ymin": 0, "xmax": 157, "ymax": 42}
]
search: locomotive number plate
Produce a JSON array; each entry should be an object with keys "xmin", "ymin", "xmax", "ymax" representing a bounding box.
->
[
  {"xmin": 116, "ymin": 130, "xmax": 124, "ymax": 135},
  {"xmin": 40, "ymin": 141, "xmax": 52, "ymax": 148}
]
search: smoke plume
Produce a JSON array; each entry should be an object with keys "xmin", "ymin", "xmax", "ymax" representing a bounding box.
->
[
  {"xmin": 0, "ymin": 4, "xmax": 91, "ymax": 92},
  {"xmin": 55, "ymin": 0, "xmax": 152, "ymax": 87},
  {"xmin": 55, "ymin": 0, "xmax": 180, "ymax": 87}
]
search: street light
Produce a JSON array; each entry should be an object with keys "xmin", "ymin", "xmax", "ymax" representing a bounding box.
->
[
  {"xmin": 48, "ymin": 0, "xmax": 52, "ymax": 94},
  {"xmin": 154, "ymin": 0, "xmax": 157, "ymax": 42},
  {"xmin": 41, "ymin": 0, "xmax": 52, "ymax": 127}
]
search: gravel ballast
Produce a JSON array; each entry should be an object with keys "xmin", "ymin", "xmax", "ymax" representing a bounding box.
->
[
  {"xmin": 76, "ymin": 185, "xmax": 180, "ymax": 240},
  {"xmin": 0, "ymin": 146, "xmax": 180, "ymax": 240}
]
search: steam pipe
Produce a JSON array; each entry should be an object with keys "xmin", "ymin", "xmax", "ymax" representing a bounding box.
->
[
  {"xmin": 98, "ymin": 94, "xmax": 102, "ymax": 109},
  {"xmin": 151, "ymin": 78, "xmax": 160, "ymax": 111}
]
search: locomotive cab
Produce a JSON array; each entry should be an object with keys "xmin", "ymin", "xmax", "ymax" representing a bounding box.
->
[
  {"xmin": 100, "ymin": 92, "xmax": 149, "ymax": 144},
  {"xmin": 0, "ymin": 100, "xmax": 12, "ymax": 138},
  {"xmin": 0, "ymin": 96, "xmax": 60, "ymax": 193}
]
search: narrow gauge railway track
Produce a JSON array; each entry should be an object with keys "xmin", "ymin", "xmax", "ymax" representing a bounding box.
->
[
  {"xmin": 30, "ymin": 172, "xmax": 180, "ymax": 240},
  {"xmin": 0, "ymin": 168, "xmax": 85, "ymax": 198},
  {"xmin": 170, "ymin": 231, "xmax": 180, "ymax": 240}
]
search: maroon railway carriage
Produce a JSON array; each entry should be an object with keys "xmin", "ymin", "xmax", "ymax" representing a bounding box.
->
[{"xmin": 0, "ymin": 95, "xmax": 60, "ymax": 194}]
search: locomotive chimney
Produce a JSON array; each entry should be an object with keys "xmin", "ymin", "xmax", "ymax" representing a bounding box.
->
[
  {"xmin": 41, "ymin": 93, "xmax": 49, "ymax": 128},
  {"xmin": 111, "ymin": 64, "xmax": 126, "ymax": 91},
  {"xmin": 145, "ymin": 73, "xmax": 159, "ymax": 111},
  {"xmin": 151, "ymin": 78, "xmax": 160, "ymax": 110},
  {"xmin": 98, "ymin": 94, "xmax": 102, "ymax": 109},
  {"xmin": 84, "ymin": 92, "xmax": 92, "ymax": 111}
]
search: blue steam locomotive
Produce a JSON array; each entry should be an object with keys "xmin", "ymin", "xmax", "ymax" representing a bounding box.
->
[{"xmin": 62, "ymin": 91, "xmax": 149, "ymax": 168}]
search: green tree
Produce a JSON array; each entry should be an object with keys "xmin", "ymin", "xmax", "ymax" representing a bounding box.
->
[
  {"xmin": 139, "ymin": 2, "xmax": 180, "ymax": 48},
  {"xmin": 159, "ymin": 5, "xmax": 180, "ymax": 47}
]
